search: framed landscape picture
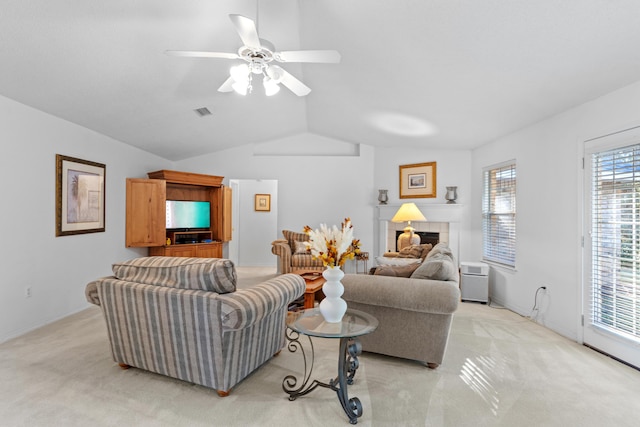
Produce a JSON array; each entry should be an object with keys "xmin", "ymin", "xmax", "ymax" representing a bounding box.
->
[
  {"xmin": 56, "ymin": 154, "xmax": 106, "ymax": 236},
  {"xmin": 399, "ymin": 161, "xmax": 436, "ymax": 199},
  {"xmin": 255, "ymin": 193, "xmax": 271, "ymax": 212}
]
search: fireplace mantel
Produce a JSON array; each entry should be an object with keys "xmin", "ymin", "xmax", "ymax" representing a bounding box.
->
[{"xmin": 375, "ymin": 204, "xmax": 464, "ymax": 264}]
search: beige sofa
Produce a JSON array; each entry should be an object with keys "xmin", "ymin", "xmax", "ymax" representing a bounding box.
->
[
  {"xmin": 271, "ymin": 229, "xmax": 323, "ymax": 274},
  {"xmin": 341, "ymin": 243, "xmax": 460, "ymax": 368},
  {"xmin": 86, "ymin": 256, "xmax": 305, "ymax": 396}
]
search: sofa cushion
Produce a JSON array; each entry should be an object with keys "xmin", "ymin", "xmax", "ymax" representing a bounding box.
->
[
  {"xmin": 112, "ymin": 256, "xmax": 237, "ymax": 293},
  {"xmin": 375, "ymin": 256, "xmax": 422, "ymax": 266},
  {"xmin": 373, "ymin": 263, "xmax": 421, "ymax": 278},
  {"xmin": 282, "ymin": 230, "xmax": 309, "ymax": 253},
  {"xmin": 291, "ymin": 253, "xmax": 323, "ymax": 269},
  {"xmin": 410, "ymin": 253, "xmax": 458, "ymax": 281}
]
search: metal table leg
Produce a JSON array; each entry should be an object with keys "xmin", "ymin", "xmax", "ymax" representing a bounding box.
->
[{"xmin": 283, "ymin": 329, "xmax": 364, "ymax": 424}]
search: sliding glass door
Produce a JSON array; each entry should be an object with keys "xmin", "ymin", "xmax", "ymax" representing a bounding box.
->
[{"xmin": 584, "ymin": 126, "xmax": 640, "ymax": 369}]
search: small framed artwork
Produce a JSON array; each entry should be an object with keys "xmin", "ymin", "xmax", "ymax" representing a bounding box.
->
[
  {"xmin": 255, "ymin": 193, "xmax": 271, "ymax": 212},
  {"xmin": 56, "ymin": 154, "xmax": 106, "ymax": 236},
  {"xmin": 399, "ymin": 161, "xmax": 437, "ymax": 199}
]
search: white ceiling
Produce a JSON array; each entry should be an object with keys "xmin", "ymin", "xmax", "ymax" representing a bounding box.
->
[{"xmin": 2, "ymin": 0, "xmax": 640, "ymax": 161}]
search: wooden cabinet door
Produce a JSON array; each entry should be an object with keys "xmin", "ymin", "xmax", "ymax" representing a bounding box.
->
[
  {"xmin": 196, "ymin": 243, "xmax": 222, "ymax": 258},
  {"xmin": 222, "ymin": 186, "xmax": 232, "ymax": 242},
  {"xmin": 126, "ymin": 178, "xmax": 166, "ymax": 247},
  {"xmin": 165, "ymin": 245, "xmax": 197, "ymax": 257}
]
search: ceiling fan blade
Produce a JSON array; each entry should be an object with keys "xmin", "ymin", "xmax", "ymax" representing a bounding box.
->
[
  {"xmin": 229, "ymin": 14, "xmax": 261, "ymax": 49},
  {"xmin": 217, "ymin": 76, "xmax": 235, "ymax": 93},
  {"xmin": 165, "ymin": 50, "xmax": 240, "ymax": 60},
  {"xmin": 275, "ymin": 50, "xmax": 341, "ymax": 63},
  {"xmin": 279, "ymin": 68, "xmax": 311, "ymax": 96}
]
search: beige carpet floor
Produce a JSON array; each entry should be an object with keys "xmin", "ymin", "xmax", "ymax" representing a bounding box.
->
[{"xmin": 2, "ymin": 267, "xmax": 640, "ymax": 426}]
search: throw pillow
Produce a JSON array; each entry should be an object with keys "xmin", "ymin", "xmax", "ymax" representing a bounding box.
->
[
  {"xmin": 375, "ymin": 256, "xmax": 422, "ymax": 266},
  {"xmin": 112, "ymin": 256, "xmax": 237, "ymax": 294},
  {"xmin": 426, "ymin": 242, "xmax": 453, "ymax": 260},
  {"xmin": 420, "ymin": 243, "xmax": 433, "ymax": 259},
  {"xmin": 373, "ymin": 263, "xmax": 421, "ymax": 278},
  {"xmin": 397, "ymin": 245, "xmax": 423, "ymax": 258},
  {"xmin": 282, "ymin": 230, "xmax": 309, "ymax": 252},
  {"xmin": 410, "ymin": 253, "xmax": 458, "ymax": 281},
  {"xmin": 294, "ymin": 241, "xmax": 309, "ymax": 254}
]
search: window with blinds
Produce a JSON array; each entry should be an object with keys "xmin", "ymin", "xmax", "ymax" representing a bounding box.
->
[
  {"xmin": 590, "ymin": 144, "xmax": 640, "ymax": 342},
  {"xmin": 482, "ymin": 162, "xmax": 516, "ymax": 267}
]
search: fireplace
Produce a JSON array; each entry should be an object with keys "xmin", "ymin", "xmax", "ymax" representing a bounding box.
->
[
  {"xmin": 376, "ymin": 203, "xmax": 463, "ymax": 263},
  {"xmin": 394, "ymin": 231, "xmax": 439, "ymax": 251}
]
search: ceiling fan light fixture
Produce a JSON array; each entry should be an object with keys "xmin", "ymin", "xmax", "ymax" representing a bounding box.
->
[
  {"xmin": 167, "ymin": 14, "xmax": 339, "ymax": 97},
  {"xmin": 263, "ymin": 76, "xmax": 280, "ymax": 96},
  {"xmin": 230, "ymin": 64, "xmax": 250, "ymax": 82},
  {"xmin": 231, "ymin": 81, "xmax": 249, "ymax": 95},
  {"xmin": 266, "ymin": 65, "xmax": 284, "ymax": 83}
]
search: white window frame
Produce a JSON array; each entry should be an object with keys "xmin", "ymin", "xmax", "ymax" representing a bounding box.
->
[{"xmin": 482, "ymin": 160, "xmax": 517, "ymax": 267}]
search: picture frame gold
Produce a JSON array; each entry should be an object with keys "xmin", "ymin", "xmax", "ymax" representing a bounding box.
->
[
  {"xmin": 255, "ymin": 193, "xmax": 271, "ymax": 212},
  {"xmin": 56, "ymin": 154, "xmax": 106, "ymax": 236},
  {"xmin": 399, "ymin": 161, "xmax": 436, "ymax": 199}
]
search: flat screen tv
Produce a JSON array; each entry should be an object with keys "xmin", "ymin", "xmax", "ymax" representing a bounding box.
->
[{"xmin": 166, "ymin": 200, "xmax": 210, "ymax": 229}]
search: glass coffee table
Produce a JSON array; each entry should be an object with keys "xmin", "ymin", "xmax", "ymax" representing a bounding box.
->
[{"xmin": 282, "ymin": 308, "xmax": 378, "ymax": 424}]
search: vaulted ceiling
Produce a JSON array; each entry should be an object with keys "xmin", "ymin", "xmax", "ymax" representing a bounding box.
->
[{"xmin": 2, "ymin": 0, "xmax": 640, "ymax": 160}]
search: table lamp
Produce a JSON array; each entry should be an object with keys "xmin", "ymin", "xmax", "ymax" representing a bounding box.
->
[{"xmin": 391, "ymin": 202, "xmax": 427, "ymax": 250}]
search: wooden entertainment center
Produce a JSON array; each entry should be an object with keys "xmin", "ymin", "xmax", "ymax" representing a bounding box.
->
[{"xmin": 125, "ymin": 170, "xmax": 232, "ymax": 258}]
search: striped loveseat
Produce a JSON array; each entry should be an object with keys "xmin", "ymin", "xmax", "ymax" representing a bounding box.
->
[{"xmin": 85, "ymin": 256, "xmax": 305, "ymax": 397}]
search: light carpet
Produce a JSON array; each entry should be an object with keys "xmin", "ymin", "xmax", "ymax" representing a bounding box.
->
[{"xmin": 2, "ymin": 267, "xmax": 640, "ymax": 426}]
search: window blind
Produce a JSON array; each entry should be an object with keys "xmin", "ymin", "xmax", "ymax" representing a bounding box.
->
[
  {"xmin": 482, "ymin": 163, "xmax": 516, "ymax": 267},
  {"xmin": 591, "ymin": 144, "xmax": 640, "ymax": 341}
]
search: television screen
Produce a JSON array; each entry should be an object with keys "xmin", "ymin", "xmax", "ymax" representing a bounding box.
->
[{"xmin": 166, "ymin": 200, "xmax": 210, "ymax": 229}]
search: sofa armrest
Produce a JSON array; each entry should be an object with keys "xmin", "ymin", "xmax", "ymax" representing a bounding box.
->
[
  {"xmin": 341, "ymin": 274, "xmax": 459, "ymax": 315},
  {"xmin": 272, "ymin": 239, "xmax": 294, "ymax": 274},
  {"xmin": 85, "ymin": 279, "xmax": 102, "ymax": 306},
  {"xmin": 218, "ymin": 274, "xmax": 305, "ymax": 330}
]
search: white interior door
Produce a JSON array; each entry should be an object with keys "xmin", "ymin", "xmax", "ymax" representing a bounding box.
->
[{"xmin": 583, "ymin": 126, "xmax": 640, "ymax": 369}]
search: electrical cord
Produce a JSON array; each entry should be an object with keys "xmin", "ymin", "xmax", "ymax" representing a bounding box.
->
[{"xmin": 530, "ymin": 286, "xmax": 547, "ymax": 318}]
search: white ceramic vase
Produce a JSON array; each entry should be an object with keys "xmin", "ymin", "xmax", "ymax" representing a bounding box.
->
[{"xmin": 319, "ymin": 266, "xmax": 348, "ymax": 323}]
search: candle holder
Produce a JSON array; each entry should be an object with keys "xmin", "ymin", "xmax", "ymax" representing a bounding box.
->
[
  {"xmin": 378, "ymin": 189, "xmax": 389, "ymax": 205},
  {"xmin": 445, "ymin": 186, "xmax": 458, "ymax": 204}
]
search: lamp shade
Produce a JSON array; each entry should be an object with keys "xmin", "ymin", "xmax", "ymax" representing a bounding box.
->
[{"xmin": 391, "ymin": 203, "xmax": 427, "ymax": 223}]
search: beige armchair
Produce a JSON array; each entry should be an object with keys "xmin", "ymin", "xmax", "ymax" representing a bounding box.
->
[{"xmin": 271, "ymin": 230, "xmax": 323, "ymax": 274}]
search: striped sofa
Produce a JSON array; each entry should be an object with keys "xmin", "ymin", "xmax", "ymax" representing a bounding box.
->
[
  {"xmin": 271, "ymin": 229, "xmax": 324, "ymax": 274},
  {"xmin": 85, "ymin": 256, "xmax": 305, "ymax": 397}
]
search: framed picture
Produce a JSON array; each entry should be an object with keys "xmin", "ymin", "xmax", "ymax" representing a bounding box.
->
[
  {"xmin": 399, "ymin": 161, "xmax": 436, "ymax": 199},
  {"xmin": 255, "ymin": 193, "xmax": 271, "ymax": 212},
  {"xmin": 56, "ymin": 154, "xmax": 106, "ymax": 236}
]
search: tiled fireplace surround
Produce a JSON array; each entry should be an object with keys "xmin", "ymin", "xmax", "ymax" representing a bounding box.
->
[{"xmin": 376, "ymin": 204, "xmax": 463, "ymax": 264}]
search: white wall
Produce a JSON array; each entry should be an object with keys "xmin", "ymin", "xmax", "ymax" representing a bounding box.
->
[
  {"xmin": 0, "ymin": 95, "xmax": 170, "ymax": 343},
  {"xmin": 373, "ymin": 147, "xmax": 473, "ymax": 262},
  {"xmin": 471, "ymin": 80, "xmax": 640, "ymax": 341},
  {"xmin": 175, "ymin": 134, "xmax": 377, "ymax": 264},
  {"xmin": 176, "ymin": 136, "xmax": 475, "ymax": 269}
]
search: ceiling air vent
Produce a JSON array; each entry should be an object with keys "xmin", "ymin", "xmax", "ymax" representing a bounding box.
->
[{"xmin": 194, "ymin": 107, "xmax": 212, "ymax": 117}]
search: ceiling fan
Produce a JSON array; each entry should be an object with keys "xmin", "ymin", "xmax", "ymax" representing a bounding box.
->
[{"xmin": 166, "ymin": 14, "xmax": 341, "ymax": 97}]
